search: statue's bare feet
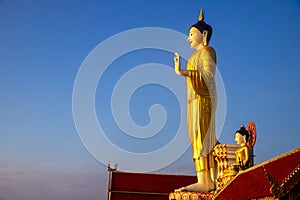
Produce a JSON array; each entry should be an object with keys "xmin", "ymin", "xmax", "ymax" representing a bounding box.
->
[
  {"xmin": 174, "ymin": 187, "xmax": 185, "ymax": 192},
  {"xmin": 174, "ymin": 170, "xmax": 215, "ymax": 192},
  {"xmin": 175, "ymin": 182, "xmax": 214, "ymax": 192}
]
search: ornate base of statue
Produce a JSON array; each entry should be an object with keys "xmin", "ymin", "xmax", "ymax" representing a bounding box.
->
[{"xmin": 169, "ymin": 191, "xmax": 214, "ymax": 200}]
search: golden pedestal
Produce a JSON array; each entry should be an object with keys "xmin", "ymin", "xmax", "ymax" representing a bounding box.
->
[{"xmin": 169, "ymin": 191, "xmax": 214, "ymax": 200}]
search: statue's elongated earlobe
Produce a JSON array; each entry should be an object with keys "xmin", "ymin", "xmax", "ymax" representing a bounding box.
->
[{"xmin": 203, "ymin": 30, "xmax": 208, "ymax": 46}]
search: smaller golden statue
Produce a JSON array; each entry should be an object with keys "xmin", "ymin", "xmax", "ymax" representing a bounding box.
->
[
  {"xmin": 221, "ymin": 125, "xmax": 251, "ymax": 183},
  {"xmin": 234, "ymin": 125, "xmax": 250, "ymax": 170}
]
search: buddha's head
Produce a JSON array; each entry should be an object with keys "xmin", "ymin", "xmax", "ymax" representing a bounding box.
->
[
  {"xmin": 187, "ymin": 9, "xmax": 212, "ymax": 49},
  {"xmin": 235, "ymin": 125, "xmax": 249, "ymax": 145}
]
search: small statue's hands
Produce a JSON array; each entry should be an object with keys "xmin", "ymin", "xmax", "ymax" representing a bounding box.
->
[{"xmin": 174, "ymin": 53, "xmax": 181, "ymax": 75}]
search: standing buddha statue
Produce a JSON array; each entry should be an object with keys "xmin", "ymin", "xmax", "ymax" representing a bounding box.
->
[{"xmin": 174, "ymin": 9, "xmax": 217, "ymax": 192}]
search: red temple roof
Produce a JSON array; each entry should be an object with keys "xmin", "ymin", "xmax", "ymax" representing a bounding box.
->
[
  {"xmin": 108, "ymin": 171, "xmax": 197, "ymax": 200},
  {"xmin": 214, "ymin": 148, "xmax": 300, "ymax": 200},
  {"xmin": 107, "ymin": 148, "xmax": 300, "ymax": 200}
]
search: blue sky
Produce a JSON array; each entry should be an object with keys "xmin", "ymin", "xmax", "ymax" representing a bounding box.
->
[{"xmin": 1, "ymin": 0, "xmax": 300, "ymax": 199}]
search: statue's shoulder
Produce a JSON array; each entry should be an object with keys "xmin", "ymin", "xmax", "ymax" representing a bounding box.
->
[
  {"xmin": 203, "ymin": 46, "xmax": 216, "ymax": 56},
  {"xmin": 202, "ymin": 46, "xmax": 217, "ymax": 63}
]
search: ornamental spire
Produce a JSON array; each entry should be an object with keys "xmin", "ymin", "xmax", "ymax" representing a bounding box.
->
[{"xmin": 198, "ymin": 9, "xmax": 204, "ymax": 21}]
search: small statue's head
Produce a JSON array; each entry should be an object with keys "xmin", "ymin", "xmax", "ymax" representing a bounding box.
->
[
  {"xmin": 235, "ymin": 124, "xmax": 249, "ymax": 145},
  {"xmin": 187, "ymin": 9, "xmax": 212, "ymax": 48}
]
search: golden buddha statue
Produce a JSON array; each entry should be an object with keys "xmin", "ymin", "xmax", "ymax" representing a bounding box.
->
[
  {"xmin": 174, "ymin": 9, "xmax": 217, "ymax": 192},
  {"xmin": 220, "ymin": 125, "xmax": 251, "ymax": 187},
  {"xmin": 235, "ymin": 125, "xmax": 250, "ymax": 170}
]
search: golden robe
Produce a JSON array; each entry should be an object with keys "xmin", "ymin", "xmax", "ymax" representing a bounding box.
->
[{"xmin": 186, "ymin": 46, "xmax": 217, "ymax": 170}]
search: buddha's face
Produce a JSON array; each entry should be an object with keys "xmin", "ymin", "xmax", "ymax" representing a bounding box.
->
[
  {"xmin": 235, "ymin": 133, "xmax": 246, "ymax": 145},
  {"xmin": 187, "ymin": 27, "xmax": 203, "ymax": 49}
]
